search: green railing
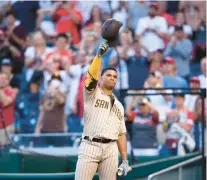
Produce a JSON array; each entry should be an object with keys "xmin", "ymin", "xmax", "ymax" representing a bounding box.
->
[{"xmin": 0, "ymin": 152, "xmax": 201, "ymax": 180}]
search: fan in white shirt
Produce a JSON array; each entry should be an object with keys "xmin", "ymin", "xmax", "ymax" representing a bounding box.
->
[{"xmin": 136, "ymin": 2, "xmax": 167, "ymax": 56}]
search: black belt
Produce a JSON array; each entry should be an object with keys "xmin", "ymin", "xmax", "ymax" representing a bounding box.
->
[{"xmin": 84, "ymin": 136, "xmax": 116, "ymax": 144}]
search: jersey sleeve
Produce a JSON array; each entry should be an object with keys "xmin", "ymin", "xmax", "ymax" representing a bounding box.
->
[{"xmin": 84, "ymin": 55, "xmax": 102, "ymax": 97}]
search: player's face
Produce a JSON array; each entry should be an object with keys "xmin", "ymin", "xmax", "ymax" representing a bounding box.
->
[{"xmin": 101, "ymin": 70, "xmax": 118, "ymax": 90}]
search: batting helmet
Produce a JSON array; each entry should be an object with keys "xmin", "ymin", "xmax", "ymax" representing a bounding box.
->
[{"xmin": 101, "ymin": 18, "xmax": 123, "ymax": 47}]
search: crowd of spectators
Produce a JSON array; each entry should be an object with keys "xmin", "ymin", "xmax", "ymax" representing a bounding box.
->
[{"xmin": 0, "ymin": 1, "xmax": 206, "ymax": 155}]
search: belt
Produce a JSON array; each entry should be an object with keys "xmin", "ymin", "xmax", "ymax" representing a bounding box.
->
[{"xmin": 84, "ymin": 136, "xmax": 116, "ymax": 144}]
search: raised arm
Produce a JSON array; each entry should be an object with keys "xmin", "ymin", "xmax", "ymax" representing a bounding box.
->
[{"xmin": 85, "ymin": 42, "xmax": 108, "ymax": 91}]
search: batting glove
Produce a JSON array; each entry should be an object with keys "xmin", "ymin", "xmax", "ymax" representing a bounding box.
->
[
  {"xmin": 118, "ymin": 160, "xmax": 131, "ymax": 176},
  {"xmin": 98, "ymin": 42, "xmax": 109, "ymax": 56}
]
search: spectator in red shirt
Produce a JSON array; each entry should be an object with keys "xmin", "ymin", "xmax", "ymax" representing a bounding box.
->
[
  {"xmin": 53, "ymin": 1, "xmax": 83, "ymax": 45},
  {"xmin": 0, "ymin": 72, "xmax": 18, "ymax": 147}
]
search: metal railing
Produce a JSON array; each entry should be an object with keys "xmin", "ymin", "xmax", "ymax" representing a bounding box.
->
[{"xmin": 147, "ymin": 155, "xmax": 202, "ymax": 180}]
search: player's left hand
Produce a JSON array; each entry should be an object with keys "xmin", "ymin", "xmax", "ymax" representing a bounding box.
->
[
  {"xmin": 98, "ymin": 42, "xmax": 109, "ymax": 57},
  {"xmin": 118, "ymin": 160, "xmax": 131, "ymax": 176}
]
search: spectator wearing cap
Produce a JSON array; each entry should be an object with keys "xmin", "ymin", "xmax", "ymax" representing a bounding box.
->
[
  {"xmin": 198, "ymin": 57, "xmax": 206, "ymax": 89},
  {"xmin": 168, "ymin": 11, "xmax": 193, "ymax": 38},
  {"xmin": 164, "ymin": 24, "xmax": 193, "ymax": 79},
  {"xmin": 184, "ymin": 77, "xmax": 201, "ymax": 112},
  {"xmin": 0, "ymin": 58, "xmax": 20, "ymax": 89},
  {"xmin": 162, "ymin": 93, "xmax": 195, "ymax": 156},
  {"xmin": 162, "ymin": 57, "xmax": 188, "ymax": 88},
  {"xmin": 135, "ymin": 2, "xmax": 168, "ymax": 56},
  {"xmin": 35, "ymin": 72, "xmax": 66, "ymax": 146},
  {"xmin": 0, "ymin": 72, "xmax": 18, "ymax": 147},
  {"xmin": 127, "ymin": 97, "xmax": 159, "ymax": 156}
]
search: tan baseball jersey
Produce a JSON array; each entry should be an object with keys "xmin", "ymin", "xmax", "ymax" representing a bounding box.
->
[
  {"xmin": 83, "ymin": 86, "xmax": 126, "ymax": 140},
  {"xmin": 75, "ymin": 55, "xmax": 127, "ymax": 180}
]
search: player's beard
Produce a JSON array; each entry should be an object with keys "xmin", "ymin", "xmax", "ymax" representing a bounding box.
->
[{"xmin": 106, "ymin": 84, "xmax": 115, "ymax": 90}]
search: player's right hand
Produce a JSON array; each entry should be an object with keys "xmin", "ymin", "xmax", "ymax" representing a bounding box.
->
[
  {"xmin": 98, "ymin": 42, "xmax": 109, "ymax": 57},
  {"xmin": 118, "ymin": 160, "xmax": 131, "ymax": 176}
]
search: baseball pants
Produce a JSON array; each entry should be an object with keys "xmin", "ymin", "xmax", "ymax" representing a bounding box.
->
[{"xmin": 75, "ymin": 139, "xmax": 118, "ymax": 180}]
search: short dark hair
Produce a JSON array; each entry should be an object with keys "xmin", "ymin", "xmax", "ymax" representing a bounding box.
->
[
  {"xmin": 101, "ymin": 67, "xmax": 117, "ymax": 76},
  {"xmin": 5, "ymin": 11, "xmax": 16, "ymax": 18},
  {"xmin": 56, "ymin": 33, "xmax": 69, "ymax": 40}
]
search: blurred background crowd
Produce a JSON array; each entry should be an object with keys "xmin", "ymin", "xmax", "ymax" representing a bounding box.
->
[{"xmin": 0, "ymin": 0, "xmax": 206, "ymax": 156}]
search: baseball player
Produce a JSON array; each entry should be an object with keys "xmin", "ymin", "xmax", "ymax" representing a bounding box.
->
[{"xmin": 75, "ymin": 19, "xmax": 130, "ymax": 180}]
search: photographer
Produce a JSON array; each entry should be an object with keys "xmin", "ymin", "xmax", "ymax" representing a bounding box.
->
[
  {"xmin": 35, "ymin": 72, "xmax": 66, "ymax": 147},
  {"xmin": 0, "ymin": 72, "xmax": 18, "ymax": 147}
]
